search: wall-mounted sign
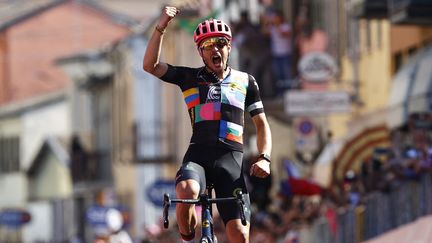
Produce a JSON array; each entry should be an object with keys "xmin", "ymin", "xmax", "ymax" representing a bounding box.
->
[
  {"xmin": 298, "ymin": 52, "xmax": 338, "ymax": 82},
  {"xmin": 146, "ymin": 179, "xmax": 176, "ymax": 207},
  {"xmin": 0, "ymin": 210, "xmax": 31, "ymax": 228},
  {"xmin": 285, "ymin": 91, "xmax": 351, "ymax": 115},
  {"xmin": 294, "ymin": 118, "xmax": 319, "ymax": 152}
]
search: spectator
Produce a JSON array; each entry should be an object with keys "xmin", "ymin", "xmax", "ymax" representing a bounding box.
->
[
  {"xmin": 263, "ymin": 10, "xmax": 293, "ymax": 94},
  {"xmin": 343, "ymin": 170, "xmax": 364, "ymax": 206},
  {"xmin": 233, "ymin": 11, "xmax": 274, "ymax": 97},
  {"xmin": 233, "ymin": 11, "xmax": 259, "ymax": 74},
  {"xmin": 401, "ymin": 147, "xmax": 421, "ymax": 180},
  {"xmin": 418, "ymin": 147, "xmax": 432, "ymax": 172}
]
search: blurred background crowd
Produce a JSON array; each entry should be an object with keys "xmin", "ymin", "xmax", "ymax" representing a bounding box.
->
[
  {"xmin": 152, "ymin": 120, "xmax": 432, "ymax": 243},
  {"xmin": 0, "ymin": 0, "xmax": 431, "ymax": 242}
]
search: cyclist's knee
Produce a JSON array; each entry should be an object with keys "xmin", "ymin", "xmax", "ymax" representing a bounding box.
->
[{"xmin": 176, "ymin": 179, "xmax": 200, "ymax": 198}]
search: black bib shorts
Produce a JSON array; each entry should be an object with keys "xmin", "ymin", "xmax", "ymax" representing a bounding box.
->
[{"xmin": 175, "ymin": 144, "xmax": 251, "ymax": 225}]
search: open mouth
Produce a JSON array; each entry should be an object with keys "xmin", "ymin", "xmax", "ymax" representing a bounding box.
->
[{"xmin": 212, "ymin": 55, "xmax": 222, "ymax": 67}]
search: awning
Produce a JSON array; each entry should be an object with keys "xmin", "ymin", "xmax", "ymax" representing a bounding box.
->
[
  {"xmin": 387, "ymin": 45, "xmax": 432, "ymax": 128},
  {"xmin": 331, "ymin": 124, "xmax": 391, "ymax": 182},
  {"xmin": 313, "ymin": 140, "xmax": 343, "ymax": 187}
]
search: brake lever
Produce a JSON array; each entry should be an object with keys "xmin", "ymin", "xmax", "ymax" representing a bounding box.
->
[
  {"xmin": 163, "ymin": 193, "xmax": 171, "ymax": 228},
  {"xmin": 236, "ymin": 191, "xmax": 247, "ymax": 226}
]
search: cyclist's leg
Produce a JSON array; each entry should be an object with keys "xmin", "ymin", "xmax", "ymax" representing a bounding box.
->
[
  {"xmin": 175, "ymin": 161, "xmax": 206, "ymax": 242},
  {"xmin": 226, "ymin": 219, "xmax": 250, "ymax": 243},
  {"xmin": 213, "ymin": 150, "xmax": 251, "ymax": 242}
]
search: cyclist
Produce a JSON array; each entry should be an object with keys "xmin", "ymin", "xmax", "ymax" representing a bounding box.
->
[{"xmin": 143, "ymin": 6, "xmax": 272, "ymax": 243}]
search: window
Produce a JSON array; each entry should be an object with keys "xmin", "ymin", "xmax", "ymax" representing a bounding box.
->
[
  {"xmin": 393, "ymin": 52, "xmax": 403, "ymax": 74},
  {"xmin": 0, "ymin": 136, "xmax": 20, "ymax": 173},
  {"xmin": 377, "ymin": 20, "xmax": 382, "ymax": 49},
  {"xmin": 366, "ymin": 20, "xmax": 371, "ymax": 51}
]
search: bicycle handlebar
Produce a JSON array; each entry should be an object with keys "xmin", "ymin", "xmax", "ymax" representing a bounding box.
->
[{"xmin": 162, "ymin": 191, "xmax": 247, "ymax": 228}]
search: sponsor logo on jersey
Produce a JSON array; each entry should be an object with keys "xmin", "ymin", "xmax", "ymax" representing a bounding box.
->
[
  {"xmin": 206, "ymin": 86, "xmax": 221, "ymax": 102},
  {"xmin": 229, "ymin": 82, "xmax": 246, "ymax": 94}
]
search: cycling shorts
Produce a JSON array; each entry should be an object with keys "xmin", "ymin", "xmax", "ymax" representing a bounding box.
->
[{"xmin": 175, "ymin": 144, "xmax": 251, "ymax": 224}]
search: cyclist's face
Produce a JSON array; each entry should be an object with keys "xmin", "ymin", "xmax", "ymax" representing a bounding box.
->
[{"xmin": 199, "ymin": 37, "xmax": 231, "ymax": 73}]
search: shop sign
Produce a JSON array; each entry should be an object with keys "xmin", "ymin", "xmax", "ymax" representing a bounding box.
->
[
  {"xmin": 298, "ymin": 52, "xmax": 338, "ymax": 82},
  {"xmin": 285, "ymin": 91, "xmax": 351, "ymax": 115}
]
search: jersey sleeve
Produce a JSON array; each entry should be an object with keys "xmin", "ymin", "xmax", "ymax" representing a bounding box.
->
[
  {"xmin": 159, "ymin": 64, "xmax": 186, "ymax": 86},
  {"xmin": 245, "ymin": 74, "xmax": 264, "ymax": 117}
]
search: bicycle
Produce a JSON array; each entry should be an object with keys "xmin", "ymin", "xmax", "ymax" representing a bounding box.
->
[{"xmin": 163, "ymin": 185, "xmax": 247, "ymax": 243}]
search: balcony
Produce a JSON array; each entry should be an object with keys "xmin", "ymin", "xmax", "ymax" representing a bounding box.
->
[
  {"xmin": 353, "ymin": 0, "xmax": 389, "ymax": 19},
  {"xmin": 389, "ymin": 0, "xmax": 432, "ymax": 25}
]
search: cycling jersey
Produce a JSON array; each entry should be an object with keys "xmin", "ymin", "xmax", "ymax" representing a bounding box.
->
[{"xmin": 160, "ymin": 64, "xmax": 264, "ymax": 151}]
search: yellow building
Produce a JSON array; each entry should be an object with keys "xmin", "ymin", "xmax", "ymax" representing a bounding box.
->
[
  {"xmin": 330, "ymin": 1, "xmax": 432, "ymax": 139},
  {"xmin": 311, "ymin": 1, "xmax": 432, "ymax": 186}
]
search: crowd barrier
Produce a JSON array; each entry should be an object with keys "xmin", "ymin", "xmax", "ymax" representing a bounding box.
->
[{"xmin": 310, "ymin": 173, "xmax": 432, "ymax": 243}]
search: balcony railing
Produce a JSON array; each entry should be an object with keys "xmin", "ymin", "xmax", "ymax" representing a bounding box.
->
[
  {"xmin": 353, "ymin": 0, "xmax": 389, "ymax": 19},
  {"xmin": 389, "ymin": 0, "xmax": 432, "ymax": 25}
]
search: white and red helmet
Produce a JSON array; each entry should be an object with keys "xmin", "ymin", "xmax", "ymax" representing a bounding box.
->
[{"xmin": 193, "ymin": 19, "xmax": 232, "ymax": 47}]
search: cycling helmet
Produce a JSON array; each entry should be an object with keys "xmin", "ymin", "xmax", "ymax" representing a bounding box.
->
[{"xmin": 194, "ymin": 19, "xmax": 232, "ymax": 47}]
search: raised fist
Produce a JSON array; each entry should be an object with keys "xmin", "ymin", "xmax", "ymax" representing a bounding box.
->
[{"xmin": 158, "ymin": 6, "xmax": 180, "ymax": 29}]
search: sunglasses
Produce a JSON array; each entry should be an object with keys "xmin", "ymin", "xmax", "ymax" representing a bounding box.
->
[{"xmin": 200, "ymin": 37, "xmax": 229, "ymax": 51}]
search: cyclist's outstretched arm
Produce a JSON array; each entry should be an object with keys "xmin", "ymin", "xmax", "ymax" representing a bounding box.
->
[
  {"xmin": 143, "ymin": 6, "xmax": 179, "ymax": 78},
  {"xmin": 250, "ymin": 113, "xmax": 272, "ymax": 178}
]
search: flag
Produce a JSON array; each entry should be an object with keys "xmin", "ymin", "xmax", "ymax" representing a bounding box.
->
[
  {"xmin": 283, "ymin": 159, "xmax": 301, "ymax": 178},
  {"xmin": 280, "ymin": 160, "xmax": 322, "ymax": 197}
]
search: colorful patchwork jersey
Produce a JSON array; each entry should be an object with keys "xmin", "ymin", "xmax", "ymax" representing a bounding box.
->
[{"xmin": 160, "ymin": 65, "xmax": 264, "ymax": 151}]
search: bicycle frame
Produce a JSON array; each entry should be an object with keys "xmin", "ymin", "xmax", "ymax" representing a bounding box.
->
[
  {"xmin": 163, "ymin": 187, "xmax": 247, "ymax": 243},
  {"xmin": 200, "ymin": 193, "xmax": 215, "ymax": 243}
]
